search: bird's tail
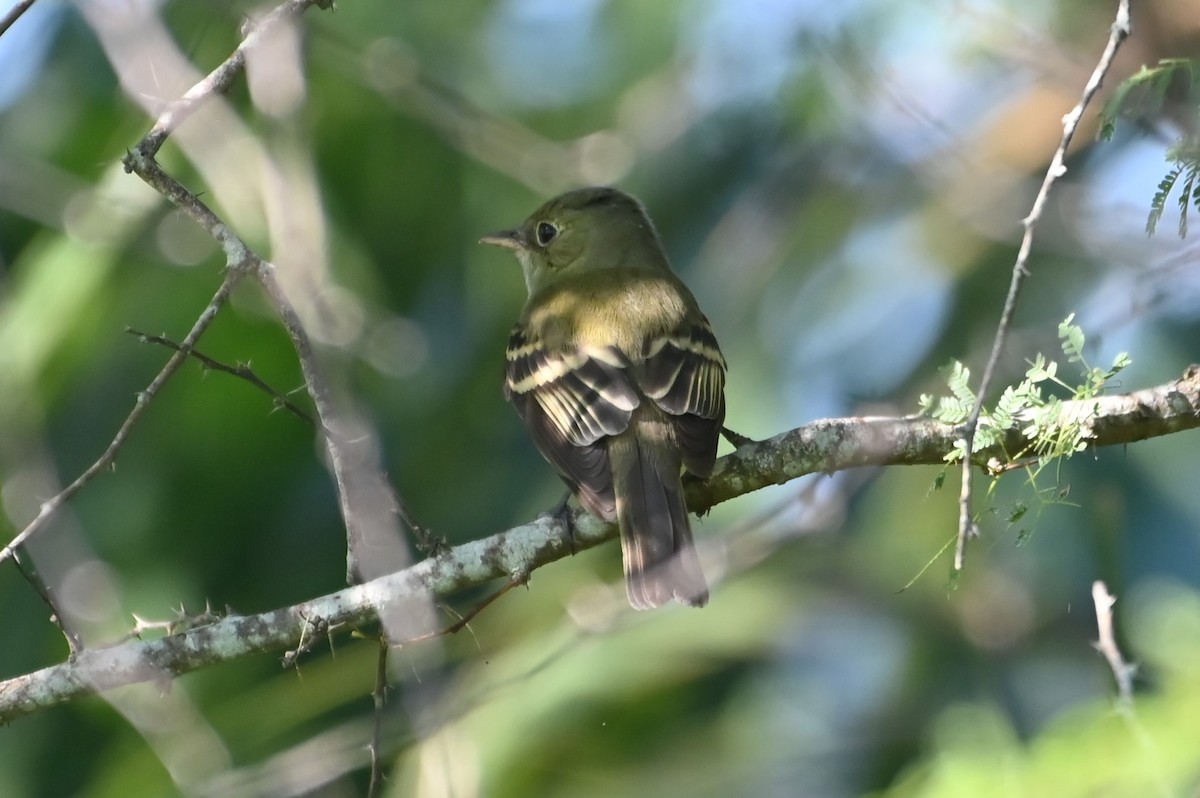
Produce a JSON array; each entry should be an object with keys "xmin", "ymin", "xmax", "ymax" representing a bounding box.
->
[{"xmin": 611, "ymin": 421, "xmax": 708, "ymax": 610}]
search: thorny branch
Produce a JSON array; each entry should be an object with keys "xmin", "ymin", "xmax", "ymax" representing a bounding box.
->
[
  {"xmin": 2, "ymin": 0, "xmax": 438, "ymax": 579},
  {"xmin": 135, "ymin": 0, "xmax": 332, "ymax": 159},
  {"xmin": 1, "ymin": 1, "xmax": 328, "ymax": 570},
  {"xmin": 126, "ymin": 327, "xmax": 321, "ymax": 430},
  {"xmin": 1, "ymin": 364, "xmax": 1197, "ymax": 722},
  {"xmin": 0, "ymin": 272, "xmax": 242, "ymax": 568}
]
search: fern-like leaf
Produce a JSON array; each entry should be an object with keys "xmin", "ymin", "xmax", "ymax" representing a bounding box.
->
[
  {"xmin": 1178, "ymin": 165, "xmax": 1198, "ymax": 239},
  {"xmin": 1148, "ymin": 166, "xmax": 1180, "ymax": 236}
]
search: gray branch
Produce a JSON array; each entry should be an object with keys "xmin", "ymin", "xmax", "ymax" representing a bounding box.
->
[{"xmin": 1, "ymin": 365, "xmax": 1196, "ymax": 723}]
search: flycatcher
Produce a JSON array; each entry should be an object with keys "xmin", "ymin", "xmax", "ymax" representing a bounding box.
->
[{"xmin": 481, "ymin": 187, "xmax": 727, "ymax": 609}]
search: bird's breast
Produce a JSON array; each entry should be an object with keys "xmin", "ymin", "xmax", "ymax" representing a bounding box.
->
[{"xmin": 524, "ymin": 274, "xmax": 690, "ymax": 359}]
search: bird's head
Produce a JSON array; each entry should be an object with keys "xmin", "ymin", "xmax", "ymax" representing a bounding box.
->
[{"xmin": 480, "ymin": 186, "xmax": 668, "ymax": 296}]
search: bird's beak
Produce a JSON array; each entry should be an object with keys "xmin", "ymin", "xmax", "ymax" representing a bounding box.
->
[{"xmin": 479, "ymin": 228, "xmax": 525, "ymax": 251}]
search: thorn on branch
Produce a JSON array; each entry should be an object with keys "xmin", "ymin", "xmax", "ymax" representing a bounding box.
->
[
  {"xmin": 126, "ymin": 328, "xmax": 318, "ymax": 428},
  {"xmin": 283, "ymin": 612, "xmax": 340, "ymax": 669}
]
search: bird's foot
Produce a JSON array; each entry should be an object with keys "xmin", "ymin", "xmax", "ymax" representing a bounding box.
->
[{"xmin": 540, "ymin": 490, "xmax": 577, "ymax": 554}]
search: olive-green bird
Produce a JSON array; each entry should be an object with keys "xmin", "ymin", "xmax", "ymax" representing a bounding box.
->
[{"xmin": 481, "ymin": 187, "xmax": 726, "ymax": 609}]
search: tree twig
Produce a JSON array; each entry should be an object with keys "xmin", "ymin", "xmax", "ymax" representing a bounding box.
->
[
  {"xmin": 125, "ymin": 327, "xmax": 320, "ymax": 430},
  {"xmin": 367, "ymin": 637, "xmax": 388, "ymax": 798},
  {"xmin": 124, "ymin": 323, "xmax": 438, "ymax": 560},
  {"xmin": 1, "ymin": 365, "xmax": 1196, "ymax": 722},
  {"xmin": 956, "ymin": 0, "xmax": 1133, "ymax": 572},
  {"xmin": 1091, "ymin": 579, "xmax": 1173, "ymax": 795},
  {"xmin": 11, "ymin": 549, "xmax": 81, "ymax": 655},
  {"xmin": 1091, "ymin": 580, "xmax": 1136, "ymax": 710},
  {"xmin": 0, "ymin": 0, "xmax": 37, "ymax": 40},
  {"xmin": 115, "ymin": 0, "xmax": 438, "ymax": 579},
  {"xmin": 134, "ymin": 0, "xmax": 328, "ymax": 160},
  {"xmin": 0, "ymin": 271, "xmax": 242, "ymax": 568}
]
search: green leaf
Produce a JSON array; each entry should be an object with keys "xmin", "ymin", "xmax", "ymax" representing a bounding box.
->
[
  {"xmin": 1058, "ymin": 317, "xmax": 1086, "ymax": 364},
  {"xmin": 1026, "ymin": 354, "xmax": 1057, "ymax": 384},
  {"xmin": 1178, "ymin": 166, "xmax": 1197, "ymax": 239},
  {"xmin": 945, "ymin": 360, "xmax": 974, "ymax": 404},
  {"xmin": 944, "ymin": 439, "xmax": 967, "ymax": 463},
  {"xmin": 1148, "ymin": 166, "xmax": 1180, "ymax": 236}
]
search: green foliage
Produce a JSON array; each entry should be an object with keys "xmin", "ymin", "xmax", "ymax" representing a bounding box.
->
[
  {"xmin": 1099, "ymin": 58, "xmax": 1200, "ymax": 237},
  {"xmin": 1098, "ymin": 59, "xmax": 1198, "ymax": 141},
  {"xmin": 920, "ymin": 316, "xmax": 1131, "ymax": 536},
  {"xmin": 921, "ymin": 315, "xmax": 1130, "ymax": 466},
  {"xmin": 881, "ymin": 580, "xmax": 1200, "ymax": 798}
]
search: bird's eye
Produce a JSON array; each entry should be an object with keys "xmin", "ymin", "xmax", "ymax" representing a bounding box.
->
[{"xmin": 535, "ymin": 222, "xmax": 558, "ymax": 247}]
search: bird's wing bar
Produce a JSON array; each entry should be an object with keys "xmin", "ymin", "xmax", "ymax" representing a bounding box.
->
[
  {"xmin": 639, "ymin": 318, "xmax": 727, "ymax": 476},
  {"xmin": 505, "ymin": 326, "xmax": 640, "ymax": 519}
]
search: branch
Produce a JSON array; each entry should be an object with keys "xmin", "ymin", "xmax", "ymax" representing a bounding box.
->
[
  {"xmin": 135, "ymin": 0, "xmax": 330, "ymax": 159},
  {"xmin": 0, "ymin": 272, "xmax": 242, "ymax": 567},
  {"xmin": 0, "ymin": 0, "xmax": 37, "ymax": 40},
  {"xmin": 1, "ymin": 0, "xmax": 332, "ymax": 569},
  {"xmin": 956, "ymin": 0, "xmax": 1132, "ymax": 571},
  {"xmin": 2, "ymin": 366, "xmax": 1196, "ymax": 722},
  {"xmin": 120, "ymin": 0, "xmax": 431, "ymax": 582},
  {"xmin": 125, "ymin": 328, "xmax": 320, "ymax": 430},
  {"xmin": 1091, "ymin": 580, "xmax": 1136, "ymax": 710},
  {"xmin": 11, "ymin": 0, "xmax": 435, "ymax": 586}
]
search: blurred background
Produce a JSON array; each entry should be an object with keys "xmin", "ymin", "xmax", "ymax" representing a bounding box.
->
[{"xmin": 2, "ymin": 0, "xmax": 1200, "ymax": 795}]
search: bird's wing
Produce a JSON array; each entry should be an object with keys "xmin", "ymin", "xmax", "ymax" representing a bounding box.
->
[
  {"xmin": 505, "ymin": 325, "xmax": 640, "ymax": 520},
  {"xmin": 639, "ymin": 318, "xmax": 727, "ymax": 477}
]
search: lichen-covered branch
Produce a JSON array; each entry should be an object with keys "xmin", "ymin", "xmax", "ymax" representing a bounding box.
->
[
  {"xmin": 694, "ymin": 364, "xmax": 1200, "ymax": 509},
  {"xmin": 1, "ymin": 365, "xmax": 1196, "ymax": 723}
]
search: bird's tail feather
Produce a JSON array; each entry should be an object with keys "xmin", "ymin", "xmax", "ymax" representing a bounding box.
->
[{"xmin": 612, "ymin": 429, "xmax": 708, "ymax": 610}]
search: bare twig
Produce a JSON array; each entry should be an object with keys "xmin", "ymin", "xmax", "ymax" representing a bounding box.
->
[
  {"xmin": 365, "ymin": 571, "xmax": 528, "ymax": 794},
  {"xmin": 126, "ymin": 327, "xmax": 320, "ymax": 430},
  {"xmin": 251, "ymin": 267, "xmax": 431, "ymax": 580},
  {"xmin": 368, "ymin": 637, "xmax": 388, "ymax": 798},
  {"xmin": 123, "ymin": 325, "xmax": 440, "ymax": 558},
  {"xmin": 0, "ymin": 0, "xmax": 37, "ymax": 39},
  {"xmin": 1091, "ymin": 580, "xmax": 1136, "ymax": 709},
  {"xmin": 1091, "ymin": 580, "xmax": 1173, "ymax": 796},
  {"xmin": 956, "ymin": 0, "xmax": 1132, "ymax": 572},
  {"xmin": 1, "ymin": 366, "xmax": 1197, "ymax": 722},
  {"xmin": 11, "ymin": 549, "xmax": 81, "ymax": 655},
  {"xmin": 1, "ymin": 0, "xmax": 335, "ymax": 593},
  {"xmin": 135, "ymin": 0, "xmax": 328, "ymax": 159},
  {"xmin": 401, "ymin": 569, "xmax": 530, "ymax": 646},
  {"xmin": 0, "ymin": 271, "xmax": 242, "ymax": 568},
  {"xmin": 116, "ymin": 0, "xmax": 437, "ymax": 579}
]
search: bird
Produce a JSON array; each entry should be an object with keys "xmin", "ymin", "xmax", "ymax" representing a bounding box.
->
[{"xmin": 481, "ymin": 186, "xmax": 726, "ymax": 609}]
